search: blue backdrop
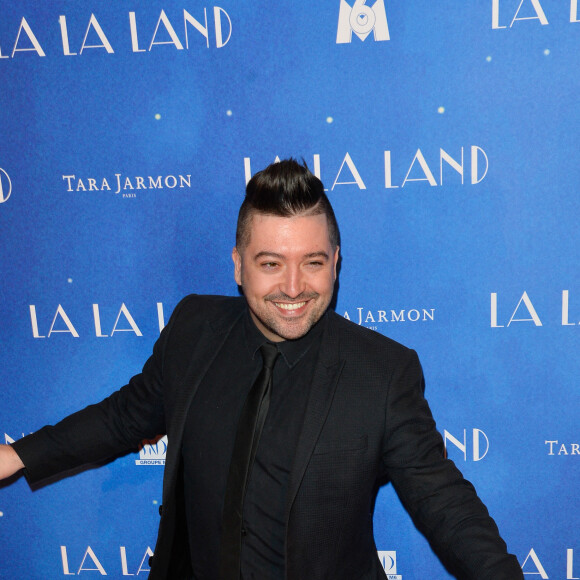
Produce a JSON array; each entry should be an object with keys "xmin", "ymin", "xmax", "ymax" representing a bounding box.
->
[{"xmin": 1, "ymin": 1, "xmax": 578, "ymax": 578}]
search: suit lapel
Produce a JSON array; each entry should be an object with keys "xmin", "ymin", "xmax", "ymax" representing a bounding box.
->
[
  {"xmin": 165, "ymin": 302, "xmax": 245, "ymax": 480},
  {"xmin": 285, "ymin": 312, "xmax": 345, "ymax": 520}
]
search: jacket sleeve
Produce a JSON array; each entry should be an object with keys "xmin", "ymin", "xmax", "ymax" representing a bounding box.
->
[
  {"xmin": 11, "ymin": 296, "xmax": 190, "ymax": 485},
  {"xmin": 382, "ymin": 349, "xmax": 523, "ymax": 580}
]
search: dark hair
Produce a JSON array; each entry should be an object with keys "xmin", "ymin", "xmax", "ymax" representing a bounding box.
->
[{"xmin": 236, "ymin": 158, "xmax": 340, "ymax": 249}]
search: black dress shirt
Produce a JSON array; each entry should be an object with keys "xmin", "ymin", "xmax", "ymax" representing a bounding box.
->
[{"xmin": 182, "ymin": 308, "xmax": 324, "ymax": 579}]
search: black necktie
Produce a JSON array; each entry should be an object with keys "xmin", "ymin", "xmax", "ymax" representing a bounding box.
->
[{"xmin": 218, "ymin": 342, "xmax": 279, "ymax": 580}]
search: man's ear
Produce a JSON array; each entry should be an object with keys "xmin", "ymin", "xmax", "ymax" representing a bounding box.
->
[
  {"xmin": 332, "ymin": 246, "xmax": 340, "ymax": 280},
  {"xmin": 232, "ymin": 247, "xmax": 242, "ymax": 286}
]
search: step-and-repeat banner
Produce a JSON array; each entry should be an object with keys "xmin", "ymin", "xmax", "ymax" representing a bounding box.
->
[{"xmin": 1, "ymin": 1, "xmax": 578, "ymax": 578}]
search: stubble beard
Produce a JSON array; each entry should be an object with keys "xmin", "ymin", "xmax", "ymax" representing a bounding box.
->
[{"xmin": 253, "ymin": 291, "xmax": 329, "ymax": 341}]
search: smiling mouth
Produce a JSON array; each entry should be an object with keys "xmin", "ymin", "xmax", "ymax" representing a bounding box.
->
[{"xmin": 274, "ymin": 301, "xmax": 307, "ymax": 311}]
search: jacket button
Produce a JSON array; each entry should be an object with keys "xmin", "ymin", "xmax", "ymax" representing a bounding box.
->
[{"xmin": 158, "ymin": 504, "xmax": 163, "ymax": 516}]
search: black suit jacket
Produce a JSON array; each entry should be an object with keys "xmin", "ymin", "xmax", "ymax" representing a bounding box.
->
[{"xmin": 14, "ymin": 295, "xmax": 522, "ymax": 579}]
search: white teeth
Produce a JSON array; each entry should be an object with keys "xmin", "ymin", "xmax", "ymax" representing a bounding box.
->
[{"xmin": 275, "ymin": 302, "xmax": 306, "ymax": 311}]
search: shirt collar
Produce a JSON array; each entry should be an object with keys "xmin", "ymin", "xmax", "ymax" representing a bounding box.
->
[{"xmin": 244, "ymin": 307, "xmax": 326, "ymax": 369}]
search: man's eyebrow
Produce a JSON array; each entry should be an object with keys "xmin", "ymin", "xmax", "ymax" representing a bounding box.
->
[
  {"xmin": 304, "ymin": 251, "xmax": 330, "ymax": 260},
  {"xmin": 252, "ymin": 251, "xmax": 330, "ymax": 260},
  {"xmin": 253, "ymin": 251, "xmax": 284, "ymax": 260}
]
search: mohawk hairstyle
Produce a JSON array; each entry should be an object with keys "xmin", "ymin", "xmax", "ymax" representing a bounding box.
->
[{"xmin": 236, "ymin": 158, "xmax": 340, "ymax": 249}]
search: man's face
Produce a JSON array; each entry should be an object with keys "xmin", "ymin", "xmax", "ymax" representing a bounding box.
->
[{"xmin": 232, "ymin": 212, "xmax": 339, "ymax": 342}]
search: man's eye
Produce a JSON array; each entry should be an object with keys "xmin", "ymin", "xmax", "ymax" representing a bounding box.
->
[{"xmin": 261, "ymin": 262, "xmax": 278, "ymax": 269}]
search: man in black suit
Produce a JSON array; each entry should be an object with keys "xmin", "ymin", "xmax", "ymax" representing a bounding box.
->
[{"xmin": 0, "ymin": 159, "xmax": 522, "ymax": 579}]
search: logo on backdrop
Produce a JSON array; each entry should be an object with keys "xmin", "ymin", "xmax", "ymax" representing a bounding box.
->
[
  {"xmin": 28, "ymin": 302, "xmax": 167, "ymax": 338},
  {"xmin": 0, "ymin": 168, "xmax": 12, "ymax": 203},
  {"xmin": 490, "ymin": 290, "xmax": 579, "ymax": 327},
  {"xmin": 0, "ymin": 8, "xmax": 231, "ymax": 59},
  {"xmin": 377, "ymin": 551, "xmax": 402, "ymax": 579},
  {"xmin": 136, "ymin": 435, "xmax": 167, "ymax": 465},
  {"xmin": 545, "ymin": 440, "xmax": 579, "ymax": 456},
  {"xmin": 244, "ymin": 148, "xmax": 489, "ymax": 191},
  {"xmin": 343, "ymin": 306, "xmax": 435, "ymax": 330},
  {"xmin": 520, "ymin": 547, "xmax": 578, "ymax": 579},
  {"xmin": 62, "ymin": 172, "xmax": 192, "ymax": 199},
  {"xmin": 60, "ymin": 545, "xmax": 153, "ymax": 576},
  {"xmin": 337, "ymin": 0, "xmax": 390, "ymax": 43},
  {"xmin": 492, "ymin": 0, "xmax": 580, "ymax": 29},
  {"xmin": 444, "ymin": 429, "xmax": 490, "ymax": 462}
]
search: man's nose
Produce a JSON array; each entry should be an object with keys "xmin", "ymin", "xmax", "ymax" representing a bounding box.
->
[{"xmin": 280, "ymin": 266, "xmax": 305, "ymax": 298}]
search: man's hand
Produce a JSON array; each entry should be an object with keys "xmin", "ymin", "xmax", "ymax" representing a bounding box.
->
[{"xmin": 0, "ymin": 444, "xmax": 25, "ymax": 479}]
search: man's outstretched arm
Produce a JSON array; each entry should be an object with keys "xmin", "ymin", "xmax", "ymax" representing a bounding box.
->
[
  {"xmin": 0, "ymin": 296, "xmax": 198, "ymax": 486},
  {"xmin": 382, "ymin": 350, "xmax": 522, "ymax": 579},
  {"xmin": 0, "ymin": 444, "xmax": 25, "ymax": 479}
]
